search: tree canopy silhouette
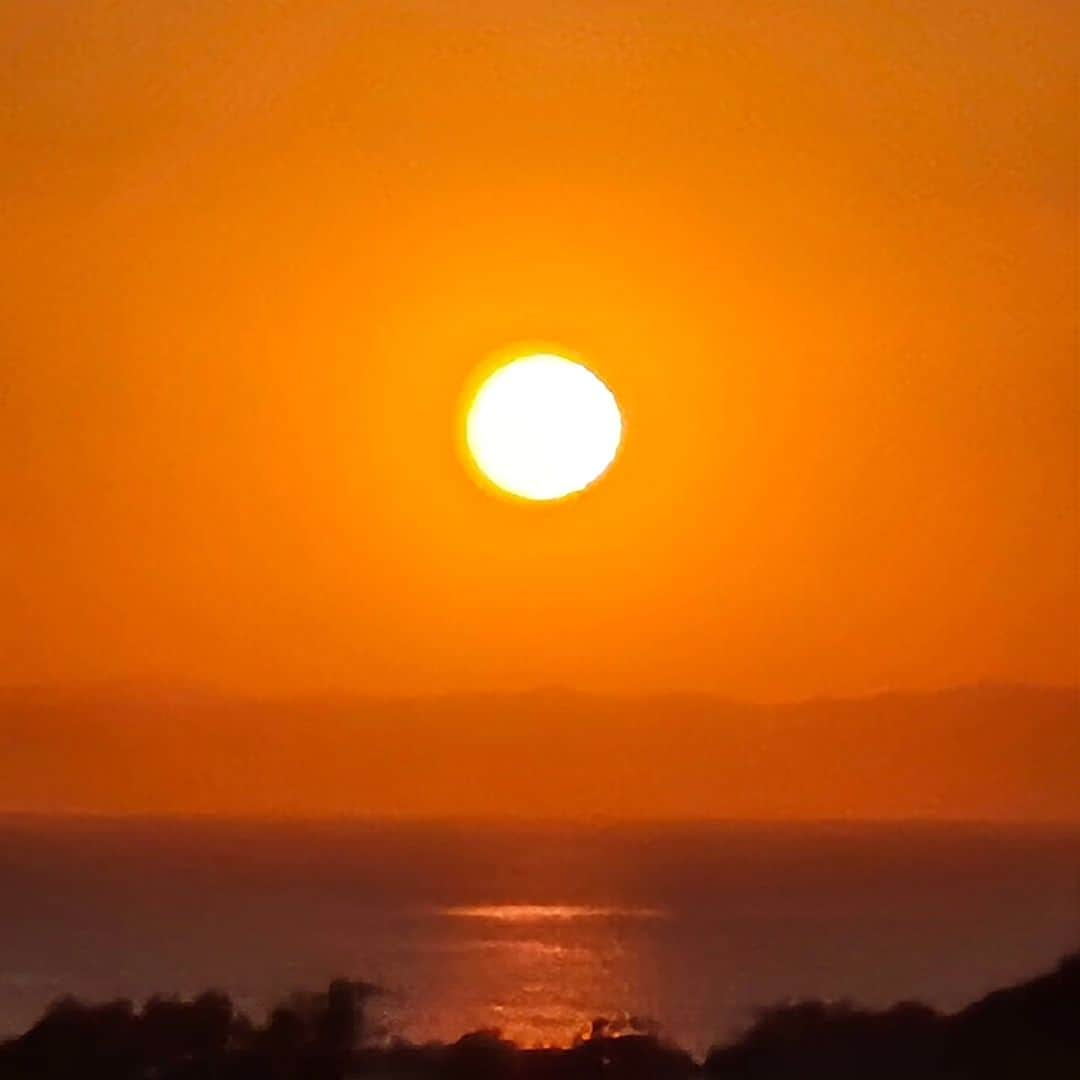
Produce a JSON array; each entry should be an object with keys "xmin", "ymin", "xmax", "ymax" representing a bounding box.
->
[{"xmin": 1, "ymin": 953, "xmax": 1076, "ymax": 1078}]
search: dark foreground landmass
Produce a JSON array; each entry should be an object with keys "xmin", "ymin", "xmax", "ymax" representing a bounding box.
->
[{"xmin": 1, "ymin": 952, "xmax": 1076, "ymax": 1079}]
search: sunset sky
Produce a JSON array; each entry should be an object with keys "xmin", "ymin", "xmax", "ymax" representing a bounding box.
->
[{"xmin": 3, "ymin": 0, "xmax": 1077, "ymax": 704}]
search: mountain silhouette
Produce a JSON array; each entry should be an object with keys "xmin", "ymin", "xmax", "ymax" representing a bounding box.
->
[{"xmin": 1, "ymin": 684, "xmax": 1076, "ymax": 820}]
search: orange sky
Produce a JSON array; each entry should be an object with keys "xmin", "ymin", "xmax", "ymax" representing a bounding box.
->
[{"xmin": 2, "ymin": 0, "xmax": 1077, "ymax": 703}]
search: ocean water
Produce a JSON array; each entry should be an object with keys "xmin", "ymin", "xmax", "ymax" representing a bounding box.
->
[{"xmin": 0, "ymin": 818, "xmax": 1076, "ymax": 1057}]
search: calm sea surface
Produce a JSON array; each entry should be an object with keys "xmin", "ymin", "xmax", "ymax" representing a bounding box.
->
[{"xmin": 0, "ymin": 819, "xmax": 1076, "ymax": 1057}]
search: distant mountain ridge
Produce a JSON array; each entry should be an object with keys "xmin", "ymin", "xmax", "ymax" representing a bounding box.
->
[{"xmin": 1, "ymin": 684, "xmax": 1077, "ymax": 821}]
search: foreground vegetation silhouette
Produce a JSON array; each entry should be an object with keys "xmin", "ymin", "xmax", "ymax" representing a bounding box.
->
[{"xmin": 1, "ymin": 953, "xmax": 1076, "ymax": 1079}]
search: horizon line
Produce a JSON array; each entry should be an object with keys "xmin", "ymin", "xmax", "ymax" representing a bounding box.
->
[
  {"xmin": 2, "ymin": 810, "xmax": 1079, "ymax": 829},
  {"xmin": 1, "ymin": 678, "xmax": 1077, "ymax": 711}
]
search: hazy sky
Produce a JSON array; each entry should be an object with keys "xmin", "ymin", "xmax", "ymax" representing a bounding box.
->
[{"xmin": 2, "ymin": 1, "xmax": 1076, "ymax": 701}]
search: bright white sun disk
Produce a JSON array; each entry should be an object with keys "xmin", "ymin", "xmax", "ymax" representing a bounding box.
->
[{"xmin": 466, "ymin": 354, "xmax": 622, "ymax": 501}]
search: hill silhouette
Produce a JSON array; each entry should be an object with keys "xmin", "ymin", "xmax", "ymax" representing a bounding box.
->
[
  {"xmin": 1, "ymin": 684, "xmax": 1077, "ymax": 820},
  {"xmin": 1, "ymin": 952, "xmax": 1077, "ymax": 1078}
]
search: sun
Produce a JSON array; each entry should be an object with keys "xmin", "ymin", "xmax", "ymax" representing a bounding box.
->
[{"xmin": 465, "ymin": 353, "xmax": 623, "ymax": 501}]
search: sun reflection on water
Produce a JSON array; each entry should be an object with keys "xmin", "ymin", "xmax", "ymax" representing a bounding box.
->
[
  {"xmin": 441, "ymin": 904, "xmax": 666, "ymax": 922},
  {"xmin": 404, "ymin": 904, "xmax": 665, "ymax": 1047}
]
